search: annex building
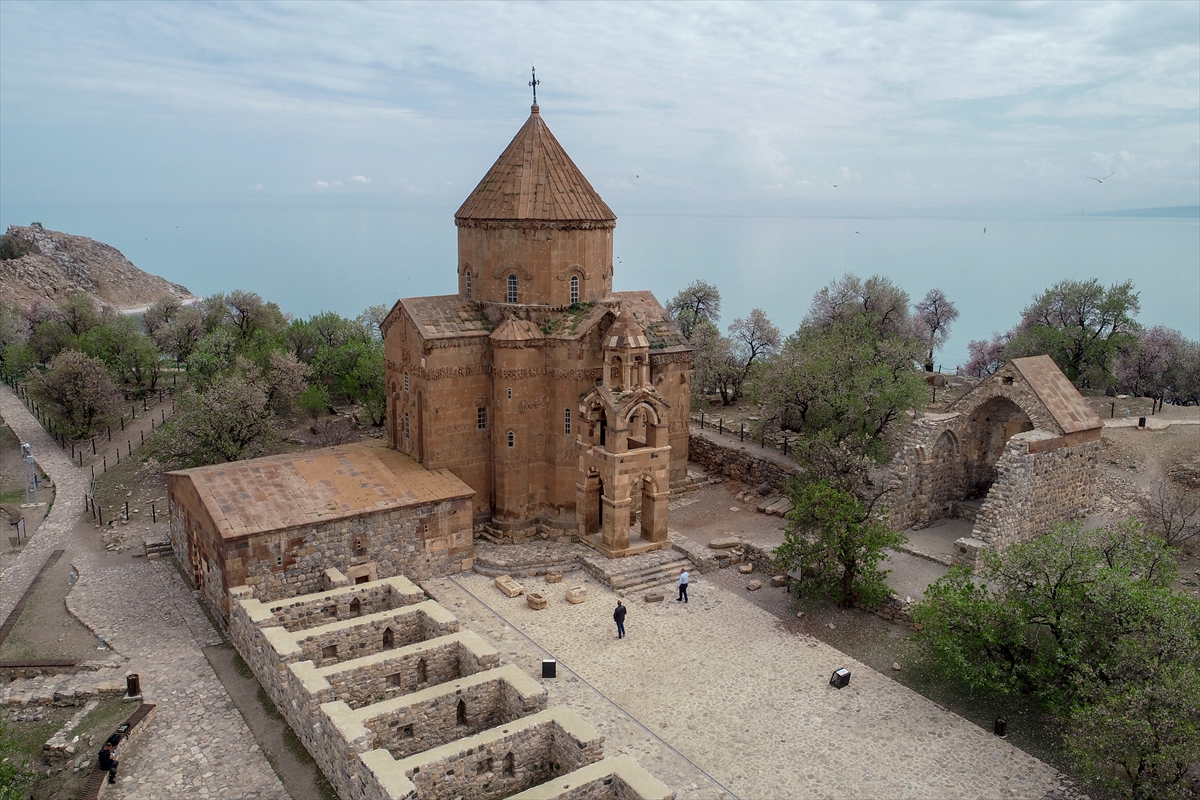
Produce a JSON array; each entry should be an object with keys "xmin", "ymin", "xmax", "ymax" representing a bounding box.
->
[{"xmin": 168, "ymin": 101, "xmax": 693, "ymax": 621}]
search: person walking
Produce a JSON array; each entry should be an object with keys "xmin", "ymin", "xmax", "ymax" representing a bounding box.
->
[
  {"xmin": 613, "ymin": 600, "xmax": 627, "ymax": 639},
  {"xmin": 677, "ymin": 568, "xmax": 689, "ymax": 603}
]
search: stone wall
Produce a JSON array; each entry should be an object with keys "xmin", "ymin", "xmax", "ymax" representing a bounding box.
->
[
  {"xmin": 290, "ymin": 631, "xmax": 501, "ymax": 713},
  {"xmin": 358, "ymin": 707, "xmax": 605, "ymax": 800},
  {"xmin": 687, "ymin": 432, "xmax": 798, "ymax": 491},
  {"xmin": 230, "ymin": 578, "xmax": 669, "ymax": 800},
  {"xmin": 972, "ymin": 433, "xmax": 1099, "ymax": 551},
  {"xmin": 319, "ymin": 664, "xmax": 547, "ymax": 762},
  {"xmin": 507, "ymin": 755, "xmax": 675, "ymax": 800}
]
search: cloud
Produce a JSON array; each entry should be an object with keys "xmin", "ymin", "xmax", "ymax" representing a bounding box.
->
[
  {"xmin": 312, "ymin": 180, "xmax": 330, "ymax": 189},
  {"xmin": 349, "ymin": 175, "xmax": 370, "ymax": 183},
  {"xmin": 248, "ymin": 183, "xmax": 263, "ymax": 190}
]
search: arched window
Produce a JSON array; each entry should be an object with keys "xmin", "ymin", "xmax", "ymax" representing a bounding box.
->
[
  {"xmin": 507, "ymin": 274, "xmax": 518, "ymax": 303},
  {"xmin": 404, "ymin": 371, "xmax": 409, "ymax": 393},
  {"xmin": 457, "ymin": 698, "xmax": 468, "ymax": 726},
  {"xmin": 416, "ymin": 658, "xmax": 427, "ymax": 684},
  {"xmin": 570, "ymin": 275, "xmax": 579, "ymax": 304},
  {"xmin": 564, "ymin": 408, "xmax": 571, "ymax": 435},
  {"xmin": 507, "ymin": 430, "xmax": 514, "ymax": 448},
  {"xmin": 382, "ymin": 627, "xmax": 394, "ymax": 649},
  {"xmin": 465, "ymin": 271, "xmax": 472, "ymax": 299},
  {"xmin": 403, "ymin": 412, "xmax": 410, "ymax": 439}
]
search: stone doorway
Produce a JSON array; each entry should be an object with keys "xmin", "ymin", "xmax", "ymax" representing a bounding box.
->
[{"xmin": 963, "ymin": 396, "xmax": 1033, "ymax": 499}]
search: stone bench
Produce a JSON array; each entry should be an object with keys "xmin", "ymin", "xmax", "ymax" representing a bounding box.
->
[
  {"xmin": 82, "ymin": 703, "xmax": 156, "ymax": 799},
  {"xmin": 507, "ymin": 754, "xmax": 676, "ymax": 800},
  {"xmin": 357, "ymin": 706, "xmax": 604, "ymax": 800},
  {"xmin": 320, "ymin": 664, "xmax": 547, "ymax": 762}
]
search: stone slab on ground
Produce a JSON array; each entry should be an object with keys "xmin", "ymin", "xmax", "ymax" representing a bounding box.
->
[{"xmin": 439, "ymin": 569, "xmax": 1063, "ymax": 800}]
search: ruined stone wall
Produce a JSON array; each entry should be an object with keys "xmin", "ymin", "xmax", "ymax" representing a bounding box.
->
[
  {"xmin": 289, "ymin": 603, "xmax": 460, "ymax": 668},
  {"xmin": 687, "ymin": 433, "xmax": 799, "ymax": 491},
  {"xmin": 250, "ymin": 577, "xmax": 426, "ymax": 632},
  {"xmin": 973, "ymin": 432, "xmax": 1099, "ymax": 551},
  {"xmin": 324, "ymin": 664, "xmax": 548, "ymax": 762},
  {"xmin": 506, "ymin": 756, "xmax": 675, "ymax": 800},
  {"xmin": 358, "ymin": 708, "xmax": 605, "ymax": 800},
  {"xmin": 292, "ymin": 631, "xmax": 501, "ymax": 712}
]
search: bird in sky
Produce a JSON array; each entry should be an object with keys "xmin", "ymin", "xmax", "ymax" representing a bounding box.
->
[
  {"xmin": 984, "ymin": 227, "xmax": 987, "ymax": 233},
  {"xmin": 1087, "ymin": 172, "xmax": 1115, "ymax": 183}
]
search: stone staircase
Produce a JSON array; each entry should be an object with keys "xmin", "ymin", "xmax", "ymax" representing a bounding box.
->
[
  {"xmin": 581, "ymin": 548, "xmax": 692, "ymax": 596},
  {"xmin": 470, "ymin": 540, "xmax": 587, "ymax": 578},
  {"xmin": 142, "ymin": 535, "xmax": 172, "ymax": 560}
]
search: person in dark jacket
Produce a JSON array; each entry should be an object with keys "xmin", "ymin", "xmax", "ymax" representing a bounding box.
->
[
  {"xmin": 98, "ymin": 740, "xmax": 119, "ymax": 784},
  {"xmin": 613, "ymin": 600, "xmax": 627, "ymax": 639}
]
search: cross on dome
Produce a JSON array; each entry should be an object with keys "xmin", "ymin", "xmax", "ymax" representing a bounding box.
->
[{"xmin": 529, "ymin": 65, "xmax": 540, "ymax": 110}]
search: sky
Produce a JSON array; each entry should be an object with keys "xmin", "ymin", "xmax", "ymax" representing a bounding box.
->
[{"xmin": 2, "ymin": 1, "xmax": 1198, "ymax": 217}]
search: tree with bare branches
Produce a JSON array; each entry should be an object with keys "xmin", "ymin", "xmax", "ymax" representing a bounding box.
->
[{"xmin": 914, "ymin": 289, "xmax": 959, "ymax": 371}]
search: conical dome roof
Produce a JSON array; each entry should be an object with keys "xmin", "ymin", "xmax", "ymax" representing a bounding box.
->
[
  {"xmin": 604, "ymin": 311, "xmax": 648, "ymax": 350},
  {"xmin": 456, "ymin": 105, "xmax": 616, "ymax": 224}
]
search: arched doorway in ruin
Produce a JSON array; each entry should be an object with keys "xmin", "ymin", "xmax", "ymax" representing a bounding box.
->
[
  {"xmin": 924, "ymin": 430, "xmax": 962, "ymax": 522},
  {"xmin": 962, "ymin": 396, "xmax": 1033, "ymax": 499}
]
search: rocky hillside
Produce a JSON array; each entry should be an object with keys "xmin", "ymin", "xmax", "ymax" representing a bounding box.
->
[{"xmin": 0, "ymin": 224, "xmax": 195, "ymax": 311}]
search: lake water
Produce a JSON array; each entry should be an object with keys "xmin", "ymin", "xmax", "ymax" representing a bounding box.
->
[{"xmin": 2, "ymin": 198, "xmax": 1197, "ymax": 369}]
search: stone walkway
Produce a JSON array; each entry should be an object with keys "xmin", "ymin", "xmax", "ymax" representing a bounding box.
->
[
  {"xmin": 434, "ymin": 569, "xmax": 1068, "ymax": 800},
  {"xmin": 0, "ymin": 386, "xmax": 287, "ymax": 799}
]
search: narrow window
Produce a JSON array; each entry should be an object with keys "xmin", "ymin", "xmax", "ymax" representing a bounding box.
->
[
  {"xmin": 404, "ymin": 412, "xmax": 410, "ymax": 439},
  {"xmin": 404, "ymin": 371, "xmax": 409, "ymax": 392},
  {"xmin": 400, "ymin": 724, "xmax": 414, "ymax": 739},
  {"xmin": 507, "ymin": 431, "xmax": 514, "ymax": 448},
  {"xmin": 456, "ymin": 698, "xmax": 468, "ymax": 726},
  {"xmin": 417, "ymin": 658, "xmax": 427, "ymax": 684},
  {"xmin": 477, "ymin": 407, "xmax": 487, "ymax": 430},
  {"xmin": 507, "ymin": 387, "xmax": 512, "ymax": 400},
  {"xmin": 564, "ymin": 408, "xmax": 571, "ymax": 435},
  {"xmin": 349, "ymin": 598, "xmax": 361, "ymax": 617},
  {"xmin": 507, "ymin": 274, "xmax": 518, "ymax": 303},
  {"xmin": 382, "ymin": 627, "xmax": 394, "ymax": 649},
  {"xmin": 570, "ymin": 275, "xmax": 579, "ymax": 304},
  {"xmin": 387, "ymin": 672, "xmax": 403, "ymax": 687},
  {"xmin": 465, "ymin": 271, "xmax": 472, "ymax": 299},
  {"xmin": 503, "ymin": 752, "xmax": 515, "ymax": 776},
  {"xmin": 321, "ymin": 644, "xmax": 337, "ymax": 660},
  {"xmin": 478, "ymin": 757, "xmax": 493, "ymax": 775}
]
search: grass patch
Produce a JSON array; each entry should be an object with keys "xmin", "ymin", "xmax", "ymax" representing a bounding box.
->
[
  {"xmin": 256, "ymin": 686, "xmax": 282, "ymax": 720},
  {"xmin": 231, "ymin": 650, "xmax": 253, "ymax": 680},
  {"xmin": 75, "ymin": 699, "xmax": 134, "ymax": 745}
]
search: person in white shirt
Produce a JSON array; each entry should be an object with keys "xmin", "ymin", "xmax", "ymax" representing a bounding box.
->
[{"xmin": 677, "ymin": 568, "xmax": 689, "ymax": 603}]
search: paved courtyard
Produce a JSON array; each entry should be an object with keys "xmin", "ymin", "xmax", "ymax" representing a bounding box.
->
[{"xmin": 431, "ymin": 570, "xmax": 1065, "ymax": 800}]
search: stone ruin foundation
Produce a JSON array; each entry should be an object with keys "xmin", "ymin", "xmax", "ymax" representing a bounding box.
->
[
  {"xmin": 229, "ymin": 569, "xmax": 673, "ymax": 800},
  {"xmin": 887, "ymin": 356, "xmax": 1104, "ymax": 566}
]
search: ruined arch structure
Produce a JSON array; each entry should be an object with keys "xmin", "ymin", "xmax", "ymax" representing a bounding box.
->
[{"xmin": 886, "ymin": 355, "xmax": 1103, "ymax": 566}]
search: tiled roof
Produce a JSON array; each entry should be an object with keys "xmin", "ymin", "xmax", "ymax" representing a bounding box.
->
[
  {"xmin": 490, "ymin": 318, "xmax": 544, "ymax": 343},
  {"xmin": 400, "ymin": 296, "xmax": 492, "ymax": 340},
  {"xmin": 604, "ymin": 311, "xmax": 648, "ymax": 349},
  {"xmin": 171, "ymin": 441, "xmax": 473, "ymax": 540},
  {"xmin": 1011, "ymin": 355, "xmax": 1104, "ymax": 434},
  {"xmin": 455, "ymin": 105, "xmax": 616, "ymax": 223},
  {"xmin": 612, "ymin": 291, "xmax": 692, "ymax": 353}
]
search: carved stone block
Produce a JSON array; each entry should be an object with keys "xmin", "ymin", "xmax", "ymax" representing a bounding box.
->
[
  {"xmin": 526, "ymin": 592, "xmax": 547, "ymax": 610},
  {"xmin": 495, "ymin": 574, "xmax": 524, "ymax": 598},
  {"xmin": 565, "ymin": 586, "xmax": 588, "ymax": 604}
]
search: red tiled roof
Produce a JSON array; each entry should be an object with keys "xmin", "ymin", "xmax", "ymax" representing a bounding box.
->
[
  {"xmin": 455, "ymin": 105, "xmax": 616, "ymax": 223},
  {"xmin": 169, "ymin": 441, "xmax": 473, "ymax": 540}
]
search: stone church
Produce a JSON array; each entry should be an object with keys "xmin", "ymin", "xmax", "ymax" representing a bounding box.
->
[
  {"xmin": 381, "ymin": 101, "xmax": 693, "ymax": 557},
  {"xmin": 167, "ymin": 102, "xmax": 692, "ymax": 622}
]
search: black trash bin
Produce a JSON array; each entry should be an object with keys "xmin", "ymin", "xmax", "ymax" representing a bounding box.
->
[{"xmin": 126, "ymin": 673, "xmax": 141, "ymax": 698}]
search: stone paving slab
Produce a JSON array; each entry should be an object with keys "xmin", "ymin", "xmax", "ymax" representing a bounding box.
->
[
  {"xmin": 424, "ymin": 574, "xmax": 732, "ymax": 799},
  {"xmin": 0, "ymin": 389, "xmax": 91, "ymax": 623},
  {"xmin": 440, "ymin": 569, "xmax": 1064, "ymax": 800},
  {"xmin": 1, "ymin": 387, "xmax": 287, "ymax": 799}
]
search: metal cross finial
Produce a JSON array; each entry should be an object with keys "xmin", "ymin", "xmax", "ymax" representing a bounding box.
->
[{"xmin": 529, "ymin": 65, "xmax": 540, "ymax": 105}]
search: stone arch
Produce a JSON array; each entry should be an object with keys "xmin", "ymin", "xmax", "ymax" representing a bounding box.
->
[
  {"xmin": 962, "ymin": 396, "xmax": 1033, "ymax": 498},
  {"xmin": 624, "ymin": 401, "xmax": 661, "ymax": 427},
  {"xmin": 924, "ymin": 429, "xmax": 963, "ymax": 522}
]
